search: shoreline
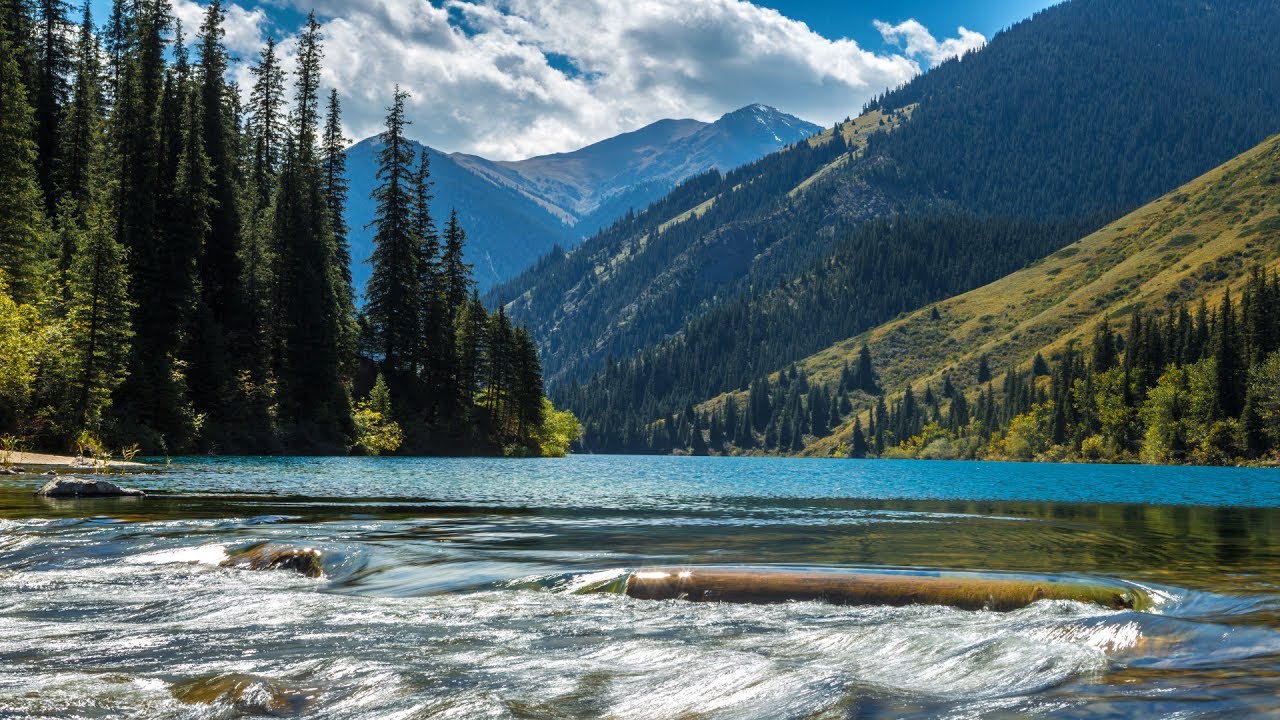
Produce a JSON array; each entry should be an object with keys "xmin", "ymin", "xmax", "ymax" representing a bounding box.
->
[{"xmin": 1, "ymin": 452, "xmax": 146, "ymax": 469}]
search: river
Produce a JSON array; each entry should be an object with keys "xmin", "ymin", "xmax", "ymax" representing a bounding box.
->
[{"xmin": 1, "ymin": 456, "xmax": 1278, "ymax": 718}]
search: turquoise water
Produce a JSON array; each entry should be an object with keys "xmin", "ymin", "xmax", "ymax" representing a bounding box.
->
[{"xmin": 1, "ymin": 456, "xmax": 1279, "ymax": 718}]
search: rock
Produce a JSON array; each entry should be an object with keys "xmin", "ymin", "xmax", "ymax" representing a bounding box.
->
[
  {"xmin": 0, "ymin": 468, "xmax": 15, "ymax": 475},
  {"xmin": 222, "ymin": 546, "xmax": 324, "ymax": 578},
  {"xmin": 171, "ymin": 673, "xmax": 312, "ymax": 715},
  {"xmin": 43, "ymin": 470, "xmax": 57, "ymax": 476},
  {"xmin": 34, "ymin": 477, "xmax": 146, "ymax": 498},
  {"xmin": 10, "ymin": 466, "xmax": 24, "ymax": 473}
]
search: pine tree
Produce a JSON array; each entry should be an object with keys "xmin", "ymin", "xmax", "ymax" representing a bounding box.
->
[
  {"xmin": 246, "ymin": 37, "xmax": 284, "ymax": 206},
  {"xmin": 484, "ymin": 303, "xmax": 514, "ymax": 435},
  {"xmin": 271, "ymin": 12, "xmax": 350, "ymax": 450},
  {"xmin": 1214, "ymin": 290, "xmax": 1245, "ymax": 418},
  {"xmin": 976, "ymin": 353, "xmax": 992, "ymax": 384},
  {"xmin": 441, "ymin": 209, "xmax": 471, "ymax": 321},
  {"xmin": 366, "ymin": 86, "xmax": 420, "ymax": 393},
  {"xmin": 64, "ymin": 182, "xmax": 133, "ymax": 434},
  {"xmin": 102, "ymin": 0, "xmax": 130, "ymax": 105},
  {"xmin": 513, "ymin": 325, "xmax": 544, "ymax": 441},
  {"xmin": 0, "ymin": 24, "xmax": 48, "ymax": 304},
  {"xmin": 320, "ymin": 88, "xmax": 357, "ymax": 377},
  {"xmin": 186, "ymin": 0, "xmax": 246, "ymax": 435},
  {"xmin": 58, "ymin": 2, "xmax": 99, "ymax": 225},
  {"xmin": 413, "ymin": 150, "xmax": 448, "ymax": 415},
  {"xmin": 239, "ymin": 36, "xmax": 285, "ymax": 405},
  {"xmin": 1, "ymin": 0, "xmax": 35, "ymax": 89},
  {"xmin": 456, "ymin": 289, "xmax": 487, "ymax": 414},
  {"xmin": 854, "ymin": 344, "xmax": 879, "ymax": 393},
  {"xmin": 849, "ymin": 417, "xmax": 868, "ymax": 458},
  {"xmin": 31, "ymin": 0, "xmax": 70, "ymax": 217}
]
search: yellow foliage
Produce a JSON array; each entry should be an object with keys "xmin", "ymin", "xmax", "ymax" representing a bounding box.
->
[
  {"xmin": 528, "ymin": 398, "xmax": 583, "ymax": 457},
  {"xmin": 0, "ymin": 271, "xmax": 44, "ymax": 422}
]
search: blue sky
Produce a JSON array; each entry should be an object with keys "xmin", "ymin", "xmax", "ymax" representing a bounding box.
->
[
  {"xmin": 755, "ymin": 1, "xmax": 1056, "ymax": 48},
  {"xmin": 85, "ymin": 0, "xmax": 1056, "ymax": 159}
]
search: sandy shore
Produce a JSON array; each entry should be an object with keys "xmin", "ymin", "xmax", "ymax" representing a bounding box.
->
[{"xmin": 1, "ymin": 451, "xmax": 145, "ymax": 468}]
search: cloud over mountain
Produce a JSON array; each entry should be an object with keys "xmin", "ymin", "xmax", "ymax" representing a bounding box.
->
[{"xmin": 188, "ymin": 0, "xmax": 984, "ymax": 160}]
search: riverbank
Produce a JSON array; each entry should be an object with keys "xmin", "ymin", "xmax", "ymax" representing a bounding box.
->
[{"xmin": 1, "ymin": 451, "xmax": 145, "ymax": 468}]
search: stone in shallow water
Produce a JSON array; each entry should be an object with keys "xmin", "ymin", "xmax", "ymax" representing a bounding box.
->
[
  {"xmin": 222, "ymin": 545, "xmax": 325, "ymax": 578},
  {"xmin": 34, "ymin": 476, "xmax": 146, "ymax": 498},
  {"xmin": 170, "ymin": 673, "xmax": 312, "ymax": 715}
]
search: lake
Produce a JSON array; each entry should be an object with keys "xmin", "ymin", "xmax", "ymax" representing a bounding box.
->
[{"xmin": 1, "ymin": 456, "xmax": 1278, "ymax": 718}]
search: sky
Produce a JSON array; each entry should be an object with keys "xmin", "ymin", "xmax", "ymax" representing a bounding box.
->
[{"xmin": 87, "ymin": 0, "xmax": 1057, "ymax": 160}]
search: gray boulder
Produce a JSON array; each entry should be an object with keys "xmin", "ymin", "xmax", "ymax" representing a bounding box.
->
[{"xmin": 35, "ymin": 477, "xmax": 145, "ymax": 498}]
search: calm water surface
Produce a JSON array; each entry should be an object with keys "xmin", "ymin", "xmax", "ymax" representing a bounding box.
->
[{"xmin": 1, "ymin": 456, "xmax": 1279, "ymax": 718}]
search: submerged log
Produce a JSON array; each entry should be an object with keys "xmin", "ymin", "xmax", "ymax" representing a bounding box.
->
[{"xmin": 624, "ymin": 566, "xmax": 1149, "ymax": 612}]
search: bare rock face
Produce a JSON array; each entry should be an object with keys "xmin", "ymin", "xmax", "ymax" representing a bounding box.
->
[{"xmin": 34, "ymin": 477, "xmax": 146, "ymax": 498}]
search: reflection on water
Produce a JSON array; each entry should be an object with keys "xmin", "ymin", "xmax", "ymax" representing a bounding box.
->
[{"xmin": 0, "ymin": 456, "xmax": 1278, "ymax": 718}]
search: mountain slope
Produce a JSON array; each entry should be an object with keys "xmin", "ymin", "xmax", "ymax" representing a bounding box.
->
[
  {"xmin": 344, "ymin": 106, "xmax": 819, "ymax": 296},
  {"xmin": 707, "ymin": 132, "xmax": 1280, "ymax": 457},
  {"xmin": 504, "ymin": 0, "xmax": 1280, "ymax": 444}
]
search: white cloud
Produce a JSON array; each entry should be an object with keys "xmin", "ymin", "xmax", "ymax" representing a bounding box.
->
[
  {"xmin": 182, "ymin": 0, "xmax": 985, "ymax": 160},
  {"xmin": 172, "ymin": 0, "xmax": 269, "ymax": 59},
  {"xmin": 874, "ymin": 19, "xmax": 985, "ymax": 67}
]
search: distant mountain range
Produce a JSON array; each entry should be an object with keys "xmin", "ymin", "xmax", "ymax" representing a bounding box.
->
[
  {"xmin": 343, "ymin": 105, "xmax": 821, "ymax": 297},
  {"xmin": 499, "ymin": 0, "xmax": 1280, "ymax": 452}
]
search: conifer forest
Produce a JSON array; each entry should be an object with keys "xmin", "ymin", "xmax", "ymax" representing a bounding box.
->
[{"xmin": 0, "ymin": 0, "xmax": 576, "ymax": 457}]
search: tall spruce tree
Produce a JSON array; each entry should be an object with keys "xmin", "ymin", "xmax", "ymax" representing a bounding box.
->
[
  {"xmin": 58, "ymin": 2, "xmax": 99, "ymax": 222},
  {"xmin": 513, "ymin": 325, "xmax": 544, "ymax": 440},
  {"xmin": 113, "ymin": 0, "xmax": 197, "ymax": 450},
  {"xmin": 414, "ymin": 151, "xmax": 451, "ymax": 417},
  {"xmin": 187, "ymin": 0, "xmax": 246, "ymax": 435},
  {"xmin": 0, "ymin": 23, "xmax": 47, "ymax": 304},
  {"xmin": 31, "ymin": 0, "xmax": 70, "ymax": 217},
  {"xmin": 239, "ymin": 35, "xmax": 285, "ymax": 401},
  {"xmin": 441, "ymin": 208, "xmax": 471, "ymax": 321},
  {"xmin": 64, "ymin": 180, "xmax": 132, "ymax": 435},
  {"xmin": 272, "ymin": 12, "xmax": 350, "ymax": 450},
  {"xmin": 246, "ymin": 37, "xmax": 284, "ymax": 206},
  {"xmin": 321, "ymin": 87, "xmax": 357, "ymax": 377},
  {"xmin": 366, "ymin": 87, "xmax": 420, "ymax": 395}
]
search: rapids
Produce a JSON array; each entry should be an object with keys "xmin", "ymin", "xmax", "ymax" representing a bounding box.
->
[{"xmin": 1, "ymin": 456, "xmax": 1278, "ymax": 718}]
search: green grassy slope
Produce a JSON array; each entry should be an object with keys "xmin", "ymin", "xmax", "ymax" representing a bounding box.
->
[{"xmin": 700, "ymin": 133, "xmax": 1280, "ymax": 455}]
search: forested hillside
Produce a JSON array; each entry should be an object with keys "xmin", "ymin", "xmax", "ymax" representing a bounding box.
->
[
  {"xmin": 0, "ymin": 1, "xmax": 575, "ymax": 457},
  {"xmin": 659, "ymin": 133, "xmax": 1280, "ymax": 464},
  {"xmin": 516, "ymin": 0, "xmax": 1280, "ymax": 450}
]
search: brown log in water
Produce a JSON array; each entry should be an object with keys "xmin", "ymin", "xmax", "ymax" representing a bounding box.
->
[{"xmin": 624, "ymin": 566, "xmax": 1149, "ymax": 612}]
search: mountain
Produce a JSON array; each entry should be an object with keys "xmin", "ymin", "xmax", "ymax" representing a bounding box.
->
[
  {"xmin": 706, "ymin": 131, "xmax": 1280, "ymax": 459},
  {"xmin": 344, "ymin": 139, "xmax": 572, "ymax": 300},
  {"xmin": 496, "ymin": 0, "xmax": 1280, "ymax": 450},
  {"xmin": 455, "ymin": 104, "xmax": 823, "ymax": 237},
  {"xmin": 342, "ymin": 106, "xmax": 820, "ymax": 297}
]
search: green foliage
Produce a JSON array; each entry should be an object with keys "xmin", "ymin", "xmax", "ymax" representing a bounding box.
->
[
  {"xmin": 0, "ymin": 271, "xmax": 45, "ymax": 431},
  {"xmin": 527, "ymin": 398, "xmax": 582, "ymax": 458},
  {"xmin": 352, "ymin": 374, "xmax": 402, "ymax": 456}
]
